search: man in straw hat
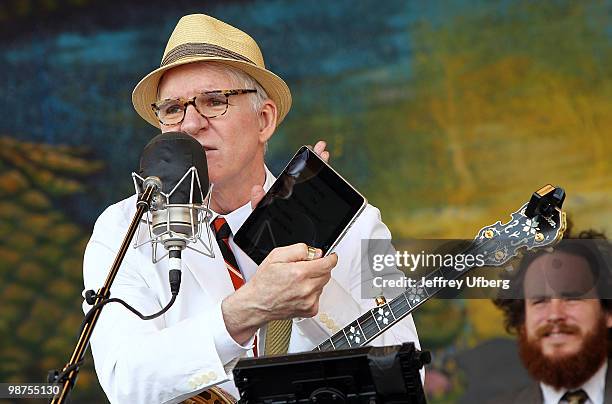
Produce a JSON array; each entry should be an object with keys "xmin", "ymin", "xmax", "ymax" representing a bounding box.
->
[{"xmin": 83, "ymin": 14, "xmax": 420, "ymax": 403}]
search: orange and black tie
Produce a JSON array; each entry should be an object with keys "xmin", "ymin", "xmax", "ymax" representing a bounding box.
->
[{"xmin": 211, "ymin": 216, "xmax": 258, "ymax": 356}]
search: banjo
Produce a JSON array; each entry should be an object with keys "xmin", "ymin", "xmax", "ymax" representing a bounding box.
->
[{"xmin": 184, "ymin": 185, "xmax": 567, "ymax": 403}]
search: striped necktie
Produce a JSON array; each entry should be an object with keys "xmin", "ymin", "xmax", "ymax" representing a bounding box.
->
[
  {"xmin": 264, "ymin": 318, "xmax": 292, "ymax": 356},
  {"xmin": 211, "ymin": 216, "xmax": 292, "ymax": 356},
  {"xmin": 211, "ymin": 216, "xmax": 257, "ymax": 356},
  {"xmin": 561, "ymin": 389, "xmax": 589, "ymax": 404}
]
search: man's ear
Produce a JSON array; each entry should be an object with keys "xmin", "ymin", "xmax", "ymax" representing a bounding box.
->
[
  {"xmin": 258, "ymin": 99, "xmax": 277, "ymax": 144},
  {"xmin": 606, "ymin": 309, "xmax": 612, "ymax": 328}
]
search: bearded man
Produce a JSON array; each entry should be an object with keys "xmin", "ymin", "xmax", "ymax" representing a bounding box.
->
[{"xmin": 493, "ymin": 231, "xmax": 612, "ymax": 404}]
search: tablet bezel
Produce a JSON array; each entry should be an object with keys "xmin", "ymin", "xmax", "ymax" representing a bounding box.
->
[{"xmin": 234, "ymin": 145, "xmax": 367, "ymax": 264}]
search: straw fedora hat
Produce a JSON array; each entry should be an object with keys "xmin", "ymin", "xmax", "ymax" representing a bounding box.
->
[{"xmin": 132, "ymin": 14, "xmax": 292, "ymax": 128}]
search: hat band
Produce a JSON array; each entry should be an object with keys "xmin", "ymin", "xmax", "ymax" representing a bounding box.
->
[{"xmin": 161, "ymin": 42, "xmax": 256, "ymax": 67}]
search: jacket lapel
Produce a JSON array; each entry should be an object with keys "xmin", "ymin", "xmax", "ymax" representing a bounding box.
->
[
  {"xmin": 181, "ymin": 237, "xmax": 235, "ymax": 303},
  {"xmin": 605, "ymin": 363, "xmax": 612, "ymax": 404},
  {"xmin": 517, "ymin": 382, "xmax": 544, "ymax": 404}
]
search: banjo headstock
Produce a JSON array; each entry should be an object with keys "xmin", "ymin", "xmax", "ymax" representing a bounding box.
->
[{"xmin": 474, "ymin": 185, "xmax": 567, "ymax": 266}]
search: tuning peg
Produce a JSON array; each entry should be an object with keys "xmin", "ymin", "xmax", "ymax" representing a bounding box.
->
[{"xmin": 525, "ymin": 185, "xmax": 566, "ymax": 218}]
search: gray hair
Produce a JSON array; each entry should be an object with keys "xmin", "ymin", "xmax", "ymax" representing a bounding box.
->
[
  {"xmin": 203, "ymin": 62, "xmax": 271, "ymax": 153},
  {"xmin": 156, "ymin": 61, "xmax": 270, "ymax": 114},
  {"xmin": 198, "ymin": 61, "xmax": 269, "ymax": 114}
]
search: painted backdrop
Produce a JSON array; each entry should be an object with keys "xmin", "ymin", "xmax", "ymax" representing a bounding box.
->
[{"xmin": 1, "ymin": 0, "xmax": 611, "ymax": 402}]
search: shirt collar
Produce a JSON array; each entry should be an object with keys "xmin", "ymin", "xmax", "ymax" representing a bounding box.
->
[
  {"xmin": 211, "ymin": 165, "xmax": 276, "ymax": 235},
  {"xmin": 540, "ymin": 359, "xmax": 607, "ymax": 404}
]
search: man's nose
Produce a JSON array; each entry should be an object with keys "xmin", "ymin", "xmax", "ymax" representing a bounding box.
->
[
  {"xmin": 546, "ymin": 298, "xmax": 568, "ymax": 321},
  {"xmin": 180, "ymin": 104, "xmax": 209, "ymax": 136}
]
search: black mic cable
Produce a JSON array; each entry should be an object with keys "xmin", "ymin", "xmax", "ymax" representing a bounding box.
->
[
  {"xmin": 51, "ymin": 268, "xmax": 182, "ymax": 392},
  {"xmin": 82, "ymin": 267, "xmax": 181, "ymax": 321}
]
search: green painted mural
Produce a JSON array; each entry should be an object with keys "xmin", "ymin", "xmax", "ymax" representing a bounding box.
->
[{"xmin": 0, "ymin": 137, "xmax": 104, "ymax": 403}]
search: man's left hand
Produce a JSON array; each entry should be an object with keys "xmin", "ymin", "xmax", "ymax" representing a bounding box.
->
[{"xmin": 250, "ymin": 140, "xmax": 330, "ymax": 208}]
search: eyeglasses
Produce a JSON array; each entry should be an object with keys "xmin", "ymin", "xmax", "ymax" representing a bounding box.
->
[{"xmin": 151, "ymin": 89, "xmax": 257, "ymax": 126}]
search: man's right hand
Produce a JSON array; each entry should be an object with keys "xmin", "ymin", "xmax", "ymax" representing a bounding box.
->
[{"xmin": 221, "ymin": 243, "xmax": 338, "ymax": 345}]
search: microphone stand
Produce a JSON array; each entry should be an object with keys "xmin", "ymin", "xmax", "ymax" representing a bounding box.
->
[{"xmin": 48, "ymin": 184, "xmax": 157, "ymax": 404}]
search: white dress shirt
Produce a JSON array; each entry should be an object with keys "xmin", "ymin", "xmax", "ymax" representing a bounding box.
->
[
  {"xmin": 540, "ymin": 360, "xmax": 608, "ymax": 404},
  {"xmin": 82, "ymin": 166, "xmax": 421, "ymax": 403}
]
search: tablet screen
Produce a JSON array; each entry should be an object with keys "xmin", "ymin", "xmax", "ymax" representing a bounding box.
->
[{"xmin": 234, "ymin": 146, "xmax": 366, "ymax": 265}]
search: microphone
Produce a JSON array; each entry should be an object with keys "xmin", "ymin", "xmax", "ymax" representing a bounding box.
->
[
  {"xmin": 52, "ymin": 133, "xmax": 214, "ymax": 402},
  {"xmin": 132, "ymin": 131, "xmax": 215, "ymax": 271}
]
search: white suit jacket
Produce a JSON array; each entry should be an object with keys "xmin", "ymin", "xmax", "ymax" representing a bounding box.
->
[{"xmin": 83, "ymin": 167, "xmax": 421, "ymax": 403}]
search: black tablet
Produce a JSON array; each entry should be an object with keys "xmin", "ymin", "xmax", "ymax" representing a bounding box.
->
[{"xmin": 234, "ymin": 146, "xmax": 367, "ymax": 265}]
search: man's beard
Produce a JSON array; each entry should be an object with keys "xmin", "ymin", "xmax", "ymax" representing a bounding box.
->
[{"xmin": 518, "ymin": 317, "xmax": 609, "ymax": 390}]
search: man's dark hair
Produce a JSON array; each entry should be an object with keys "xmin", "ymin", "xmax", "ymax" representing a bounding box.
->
[{"xmin": 493, "ymin": 227, "xmax": 612, "ymax": 334}]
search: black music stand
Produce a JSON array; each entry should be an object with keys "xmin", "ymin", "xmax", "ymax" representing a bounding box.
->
[{"xmin": 233, "ymin": 343, "xmax": 430, "ymax": 403}]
